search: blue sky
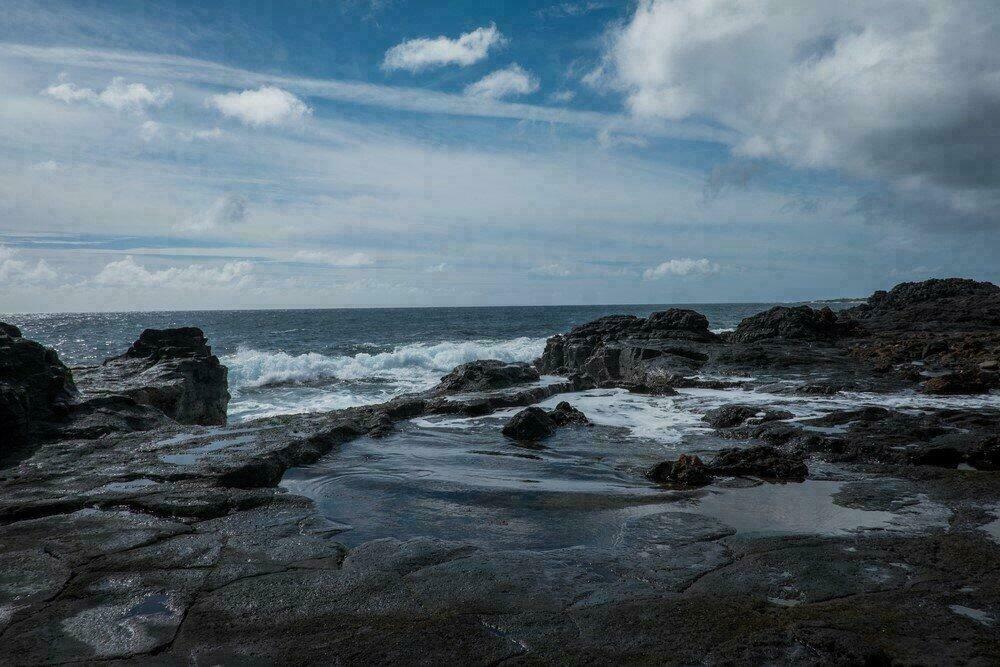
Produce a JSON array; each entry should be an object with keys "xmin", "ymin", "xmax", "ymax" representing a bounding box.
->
[{"xmin": 1, "ymin": 0, "xmax": 998, "ymax": 311}]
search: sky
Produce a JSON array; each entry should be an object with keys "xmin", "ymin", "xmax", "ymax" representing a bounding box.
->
[{"xmin": 1, "ymin": 0, "xmax": 998, "ymax": 312}]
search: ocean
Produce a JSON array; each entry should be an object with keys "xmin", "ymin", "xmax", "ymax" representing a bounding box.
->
[{"xmin": 7, "ymin": 303, "xmax": 783, "ymax": 422}]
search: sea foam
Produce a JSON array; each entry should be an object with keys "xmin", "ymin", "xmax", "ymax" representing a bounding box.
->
[{"xmin": 224, "ymin": 337, "xmax": 548, "ymax": 391}]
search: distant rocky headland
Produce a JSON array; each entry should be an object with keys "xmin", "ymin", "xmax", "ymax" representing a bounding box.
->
[{"xmin": 1, "ymin": 278, "xmax": 998, "ymax": 663}]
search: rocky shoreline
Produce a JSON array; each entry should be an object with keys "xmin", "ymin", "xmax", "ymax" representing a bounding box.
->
[{"xmin": 1, "ymin": 278, "xmax": 999, "ymax": 664}]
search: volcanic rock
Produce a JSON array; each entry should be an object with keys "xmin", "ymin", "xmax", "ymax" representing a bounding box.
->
[
  {"xmin": 75, "ymin": 327, "xmax": 229, "ymax": 425},
  {"xmin": 502, "ymin": 407, "xmax": 556, "ymax": 441},
  {"xmin": 435, "ymin": 359, "xmax": 540, "ymax": 394},
  {"xmin": 703, "ymin": 404, "xmax": 794, "ymax": 429},
  {"xmin": 647, "ymin": 454, "xmax": 713, "ymax": 488},
  {"xmin": 731, "ymin": 306, "xmax": 861, "ymax": 344},
  {"xmin": 709, "ymin": 446, "xmax": 808, "ymax": 481}
]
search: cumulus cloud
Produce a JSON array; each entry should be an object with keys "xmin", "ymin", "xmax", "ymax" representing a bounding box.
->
[
  {"xmin": 291, "ymin": 250, "xmax": 375, "ymax": 267},
  {"xmin": 595, "ymin": 0, "xmax": 1000, "ymax": 227},
  {"xmin": 44, "ymin": 76, "xmax": 172, "ymax": 113},
  {"xmin": 139, "ymin": 120, "xmax": 163, "ymax": 142},
  {"xmin": 93, "ymin": 256, "xmax": 253, "ymax": 288},
  {"xmin": 383, "ymin": 24, "xmax": 505, "ymax": 72},
  {"xmin": 643, "ymin": 258, "xmax": 720, "ymax": 279},
  {"xmin": 207, "ymin": 86, "xmax": 311, "ymax": 127},
  {"xmin": 179, "ymin": 127, "xmax": 225, "ymax": 141},
  {"xmin": 465, "ymin": 64, "xmax": 540, "ymax": 100},
  {"xmin": 175, "ymin": 194, "xmax": 248, "ymax": 233},
  {"xmin": 0, "ymin": 246, "xmax": 58, "ymax": 283}
]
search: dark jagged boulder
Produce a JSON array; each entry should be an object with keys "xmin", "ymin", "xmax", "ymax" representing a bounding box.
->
[
  {"xmin": 537, "ymin": 309, "xmax": 718, "ymax": 384},
  {"xmin": 549, "ymin": 401, "xmax": 590, "ymax": 426},
  {"xmin": 75, "ymin": 327, "xmax": 229, "ymax": 425},
  {"xmin": 709, "ymin": 446, "xmax": 807, "ymax": 481},
  {"xmin": 922, "ymin": 370, "xmax": 995, "ymax": 395},
  {"xmin": 0, "ymin": 322, "xmax": 77, "ymax": 458},
  {"xmin": 502, "ymin": 407, "xmax": 555, "ymax": 441},
  {"xmin": 703, "ymin": 404, "xmax": 794, "ymax": 429},
  {"xmin": 647, "ymin": 454, "xmax": 712, "ymax": 488},
  {"xmin": 435, "ymin": 360, "xmax": 540, "ymax": 394},
  {"xmin": 843, "ymin": 278, "xmax": 1000, "ymax": 332},
  {"xmin": 732, "ymin": 306, "xmax": 861, "ymax": 344},
  {"xmin": 501, "ymin": 402, "xmax": 591, "ymax": 440}
]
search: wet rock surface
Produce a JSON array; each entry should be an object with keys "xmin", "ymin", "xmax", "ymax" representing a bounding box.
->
[
  {"xmin": 74, "ymin": 327, "xmax": 229, "ymax": 426},
  {"xmin": 501, "ymin": 401, "xmax": 590, "ymax": 440},
  {"xmin": 434, "ymin": 359, "xmax": 540, "ymax": 393},
  {"xmin": 1, "ymin": 279, "xmax": 999, "ymax": 664}
]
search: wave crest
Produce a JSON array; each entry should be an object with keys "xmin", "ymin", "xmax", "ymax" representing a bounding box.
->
[{"xmin": 224, "ymin": 337, "xmax": 547, "ymax": 390}]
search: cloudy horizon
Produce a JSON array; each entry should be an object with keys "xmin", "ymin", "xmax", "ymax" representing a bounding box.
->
[{"xmin": 1, "ymin": 0, "xmax": 998, "ymax": 312}]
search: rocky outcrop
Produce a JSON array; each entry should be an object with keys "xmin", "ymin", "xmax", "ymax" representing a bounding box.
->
[
  {"xmin": 702, "ymin": 404, "xmax": 794, "ymax": 429},
  {"xmin": 709, "ymin": 445, "xmax": 808, "ymax": 480},
  {"xmin": 501, "ymin": 402, "xmax": 591, "ymax": 441},
  {"xmin": 0, "ymin": 322, "xmax": 77, "ymax": 459},
  {"xmin": 434, "ymin": 359, "xmax": 540, "ymax": 394},
  {"xmin": 922, "ymin": 370, "xmax": 997, "ymax": 395},
  {"xmin": 843, "ymin": 278, "xmax": 1000, "ymax": 332},
  {"xmin": 75, "ymin": 327, "xmax": 229, "ymax": 425},
  {"xmin": 537, "ymin": 308, "xmax": 718, "ymax": 386},
  {"xmin": 647, "ymin": 454, "xmax": 712, "ymax": 488},
  {"xmin": 731, "ymin": 305, "xmax": 861, "ymax": 343}
]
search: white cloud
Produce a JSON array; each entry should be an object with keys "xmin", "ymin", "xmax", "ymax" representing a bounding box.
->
[
  {"xmin": 549, "ymin": 90, "xmax": 576, "ymax": 104},
  {"xmin": 0, "ymin": 246, "xmax": 59, "ymax": 283},
  {"xmin": 93, "ymin": 255, "xmax": 253, "ymax": 288},
  {"xmin": 383, "ymin": 24, "xmax": 505, "ymax": 72},
  {"xmin": 529, "ymin": 263, "xmax": 574, "ymax": 277},
  {"xmin": 179, "ymin": 127, "xmax": 224, "ymax": 141},
  {"xmin": 175, "ymin": 194, "xmax": 248, "ymax": 233},
  {"xmin": 44, "ymin": 76, "xmax": 172, "ymax": 113},
  {"xmin": 291, "ymin": 250, "xmax": 375, "ymax": 267},
  {"xmin": 139, "ymin": 120, "xmax": 162, "ymax": 141},
  {"xmin": 643, "ymin": 258, "xmax": 720, "ymax": 279},
  {"xmin": 465, "ymin": 64, "xmax": 540, "ymax": 100},
  {"xmin": 207, "ymin": 86, "xmax": 311, "ymax": 127},
  {"xmin": 597, "ymin": 127, "xmax": 648, "ymax": 149},
  {"xmin": 596, "ymin": 0, "xmax": 1000, "ymax": 226},
  {"xmin": 426, "ymin": 262, "xmax": 448, "ymax": 273},
  {"xmin": 29, "ymin": 160, "xmax": 65, "ymax": 172}
]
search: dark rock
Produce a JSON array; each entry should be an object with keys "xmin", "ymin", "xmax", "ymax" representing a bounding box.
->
[
  {"xmin": 906, "ymin": 446, "xmax": 964, "ymax": 467},
  {"xmin": 968, "ymin": 438, "xmax": 1000, "ymax": 470},
  {"xmin": 501, "ymin": 407, "xmax": 556, "ymax": 441},
  {"xmin": 434, "ymin": 360, "xmax": 540, "ymax": 394},
  {"xmin": 0, "ymin": 322, "xmax": 22, "ymax": 338},
  {"xmin": 731, "ymin": 306, "xmax": 861, "ymax": 344},
  {"xmin": 842, "ymin": 278, "xmax": 1000, "ymax": 332},
  {"xmin": 922, "ymin": 370, "xmax": 995, "ymax": 395},
  {"xmin": 0, "ymin": 326, "xmax": 77, "ymax": 459},
  {"xmin": 647, "ymin": 454, "xmax": 712, "ymax": 487},
  {"xmin": 622, "ymin": 382, "xmax": 680, "ymax": 396},
  {"xmin": 549, "ymin": 401, "xmax": 590, "ymax": 426},
  {"xmin": 75, "ymin": 327, "xmax": 229, "ymax": 425},
  {"xmin": 709, "ymin": 446, "xmax": 808, "ymax": 480},
  {"xmin": 703, "ymin": 404, "xmax": 794, "ymax": 429}
]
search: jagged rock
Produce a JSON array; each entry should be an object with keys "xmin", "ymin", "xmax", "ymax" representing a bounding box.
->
[
  {"xmin": 709, "ymin": 446, "xmax": 808, "ymax": 481},
  {"xmin": 843, "ymin": 278, "xmax": 1000, "ymax": 332},
  {"xmin": 75, "ymin": 327, "xmax": 229, "ymax": 425},
  {"xmin": 968, "ymin": 437, "xmax": 1000, "ymax": 470},
  {"xmin": 731, "ymin": 306, "xmax": 861, "ymax": 344},
  {"xmin": 0, "ymin": 322, "xmax": 77, "ymax": 458},
  {"xmin": 647, "ymin": 454, "xmax": 712, "ymax": 487},
  {"xmin": 549, "ymin": 401, "xmax": 590, "ymax": 426},
  {"xmin": 622, "ymin": 382, "xmax": 680, "ymax": 396},
  {"xmin": 702, "ymin": 404, "xmax": 794, "ymax": 429},
  {"xmin": 434, "ymin": 360, "xmax": 540, "ymax": 394},
  {"xmin": 501, "ymin": 407, "xmax": 555, "ymax": 441},
  {"xmin": 922, "ymin": 370, "xmax": 995, "ymax": 395}
]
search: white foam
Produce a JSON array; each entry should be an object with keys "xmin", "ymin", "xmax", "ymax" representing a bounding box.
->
[{"xmin": 224, "ymin": 337, "xmax": 547, "ymax": 390}]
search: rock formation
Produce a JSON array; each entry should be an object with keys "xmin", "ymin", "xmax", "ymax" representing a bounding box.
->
[{"xmin": 75, "ymin": 327, "xmax": 230, "ymax": 425}]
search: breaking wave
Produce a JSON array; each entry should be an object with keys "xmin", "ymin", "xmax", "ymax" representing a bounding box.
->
[{"xmin": 224, "ymin": 337, "xmax": 548, "ymax": 391}]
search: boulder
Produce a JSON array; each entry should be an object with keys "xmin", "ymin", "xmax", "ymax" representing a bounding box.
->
[
  {"xmin": 703, "ymin": 404, "xmax": 794, "ymax": 429},
  {"xmin": 549, "ymin": 401, "xmax": 590, "ymax": 426},
  {"xmin": 921, "ymin": 371, "xmax": 995, "ymax": 395},
  {"xmin": 501, "ymin": 407, "xmax": 555, "ymax": 441},
  {"xmin": 435, "ymin": 360, "xmax": 540, "ymax": 394},
  {"xmin": 731, "ymin": 306, "xmax": 861, "ymax": 344},
  {"xmin": 0, "ymin": 322, "xmax": 77, "ymax": 458},
  {"xmin": 709, "ymin": 446, "xmax": 808, "ymax": 481},
  {"xmin": 75, "ymin": 327, "xmax": 229, "ymax": 425},
  {"xmin": 647, "ymin": 454, "xmax": 712, "ymax": 488}
]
